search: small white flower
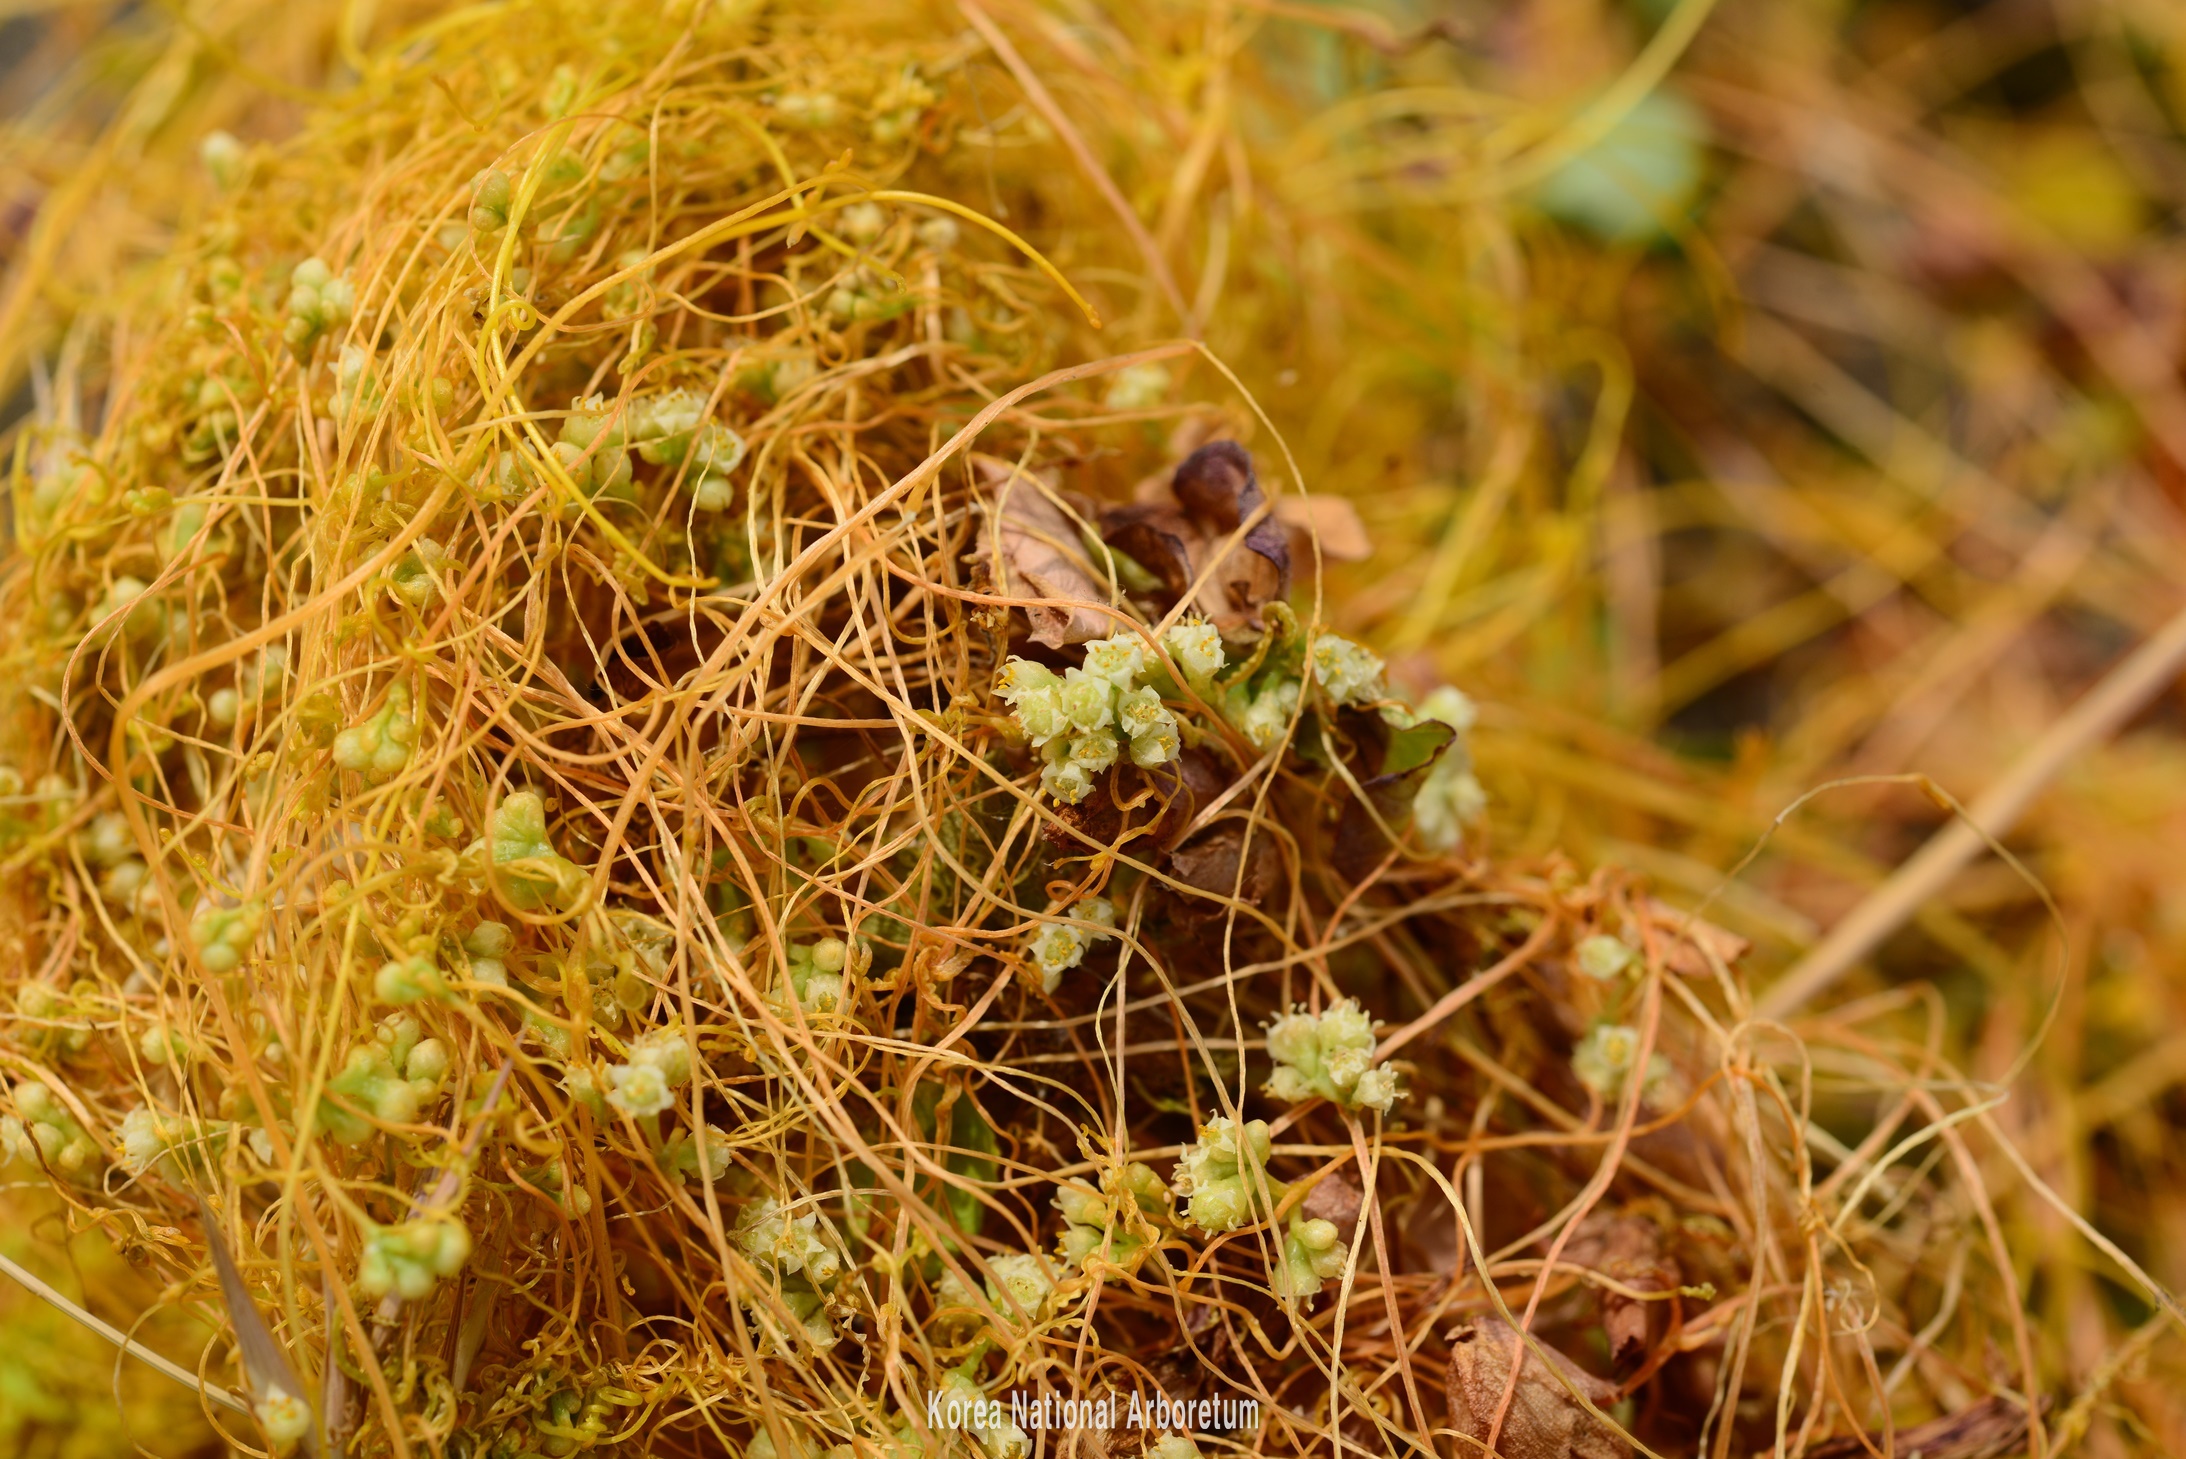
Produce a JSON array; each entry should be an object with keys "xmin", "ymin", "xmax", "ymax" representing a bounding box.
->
[
  {"xmin": 1309, "ymin": 633, "xmax": 1386, "ymax": 705},
  {"xmin": 1080, "ymin": 634, "xmax": 1151, "ymax": 688},
  {"xmin": 1162, "ymin": 621, "xmax": 1225, "ymax": 688},
  {"xmin": 1024, "ymin": 897, "xmax": 1115, "ymax": 994},
  {"xmin": 1102, "ymin": 362, "xmax": 1170, "ymax": 412},
  {"xmin": 605, "ymin": 1061, "xmax": 673, "ymax": 1117},
  {"xmin": 1575, "ymin": 934, "xmax": 1635, "ymax": 981}
]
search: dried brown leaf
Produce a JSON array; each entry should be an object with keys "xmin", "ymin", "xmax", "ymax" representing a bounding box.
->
[
  {"xmin": 198, "ymin": 1197, "xmax": 318, "ymax": 1454},
  {"xmin": 1100, "ymin": 440, "xmax": 1290, "ymax": 630},
  {"xmin": 1165, "ymin": 821, "xmax": 1279, "ymax": 913},
  {"xmin": 1806, "ymin": 1395, "xmax": 2035, "ymax": 1459},
  {"xmin": 1275, "ymin": 494, "xmax": 1373, "ymax": 562},
  {"xmin": 1445, "ymin": 1317, "xmax": 1630, "ymax": 1459},
  {"xmin": 1564, "ymin": 1213, "xmax": 1679, "ymax": 1362},
  {"xmin": 976, "ymin": 455, "xmax": 1110, "ymax": 648}
]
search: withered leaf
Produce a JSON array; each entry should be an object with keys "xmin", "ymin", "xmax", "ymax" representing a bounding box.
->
[
  {"xmin": 976, "ymin": 455, "xmax": 1111, "ymax": 648},
  {"xmin": 1099, "ymin": 440, "xmax": 1291, "ymax": 630},
  {"xmin": 1806, "ymin": 1395, "xmax": 2035, "ymax": 1459},
  {"xmin": 1165, "ymin": 820, "xmax": 1280, "ymax": 914},
  {"xmin": 198, "ymin": 1196, "xmax": 319, "ymax": 1455},
  {"xmin": 1331, "ymin": 716, "xmax": 1459, "ymax": 883},
  {"xmin": 1563, "ymin": 1213, "xmax": 1679, "ymax": 1362},
  {"xmin": 1141, "ymin": 748, "xmax": 1231, "ymax": 852},
  {"xmin": 1445, "ymin": 1316, "xmax": 1631, "ymax": 1459},
  {"xmin": 1274, "ymin": 494, "xmax": 1373, "ymax": 563}
]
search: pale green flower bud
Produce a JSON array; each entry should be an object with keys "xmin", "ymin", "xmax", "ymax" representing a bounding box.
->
[
  {"xmin": 1102, "ymin": 362, "xmax": 1170, "ymax": 413},
  {"xmin": 840, "ymin": 202, "xmax": 887, "ymax": 244},
  {"xmin": 254, "ymin": 1386, "xmax": 313, "ymax": 1454},
  {"xmin": 284, "ymin": 257, "xmax": 355, "ymax": 354},
  {"xmin": 359, "ymin": 1218, "xmax": 471, "ymax": 1300},
  {"xmin": 1175, "ymin": 1117, "xmax": 1276, "ymax": 1233},
  {"xmin": 200, "ymin": 131, "xmax": 247, "ymax": 191},
  {"xmin": 469, "ymin": 170, "xmax": 512, "ymax": 233},
  {"xmin": 658, "ymin": 1124, "xmax": 731, "ymax": 1185},
  {"xmin": 331, "ymin": 683, "xmax": 416, "ymax": 783},
  {"xmin": 189, "ymin": 900, "xmax": 265, "ymax": 974},
  {"xmin": 482, "ymin": 791, "xmax": 583, "ymax": 910},
  {"xmin": 1234, "ymin": 679, "xmax": 1300, "ymax": 749},
  {"xmin": 1023, "ymin": 897, "xmax": 1115, "ymax": 994},
  {"xmin": 118, "ymin": 1108, "xmax": 174, "ymax": 1175},
  {"xmin": 1272, "ymin": 1213, "xmax": 1348, "ymax": 1300},
  {"xmin": 691, "ymin": 473, "xmax": 735, "ymax": 512},
  {"xmin": 84, "ymin": 811, "xmax": 134, "ymax": 867},
  {"xmin": 374, "ymin": 955, "xmax": 448, "ymax": 1006}
]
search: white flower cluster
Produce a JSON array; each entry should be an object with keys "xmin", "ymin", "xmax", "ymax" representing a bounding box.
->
[
  {"xmin": 735, "ymin": 1195, "xmax": 842, "ymax": 1350},
  {"xmin": 736, "ymin": 1195, "xmax": 842, "ymax": 1285},
  {"xmin": 1263, "ymin": 997, "xmax": 1401, "ymax": 1114},
  {"xmin": 997, "ymin": 628, "xmax": 1202, "ymax": 803},
  {"xmin": 1218, "ymin": 631, "xmax": 1383, "ymax": 752},
  {"xmin": 1024, "ymin": 896, "xmax": 1116, "ymax": 994},
  {"xmin": 605, "ymin": 1027, "xmax": 693, "ymax": 1117},
  {"xmin": 983, "ymin": 1251, "xmax": 1056, "ymax": 1318},
  {"xmin": 1223, "ymin": 677, "xmax": 1300, "ymax": 751},
  {"xmin": 1308, "ymin": 632, "xmax": 1387, "ymax": 705},
  {"xmin": 1173, "ymin": 1116, "xmax": 1276, "ymax": 1233}
]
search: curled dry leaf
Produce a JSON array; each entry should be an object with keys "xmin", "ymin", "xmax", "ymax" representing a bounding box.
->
[
  {"xmin": 1100, "ymin": 440, "xmax": 1291, "ymax": 631},
  {"xmin": 976, "ymin": 454, "xmax": 1112, "ymax": 647},
  {"xmin": 1445, "ymin": 1316, "xmax": 1631, "ymax": 1459},
  {"xmin": 1165, "ymin": 819, "xmax": 1281, "ymax": 914},
  {"xmin": 1563, "ymin": 1212, "xmax": 1680, "ymax": 1362},
  {"xmin": 1806, "ymin": 1395, "xmax": 2036, "ymax": 1459},
  {"xmin": 1274, "ymin": 493, "xmax": 1373, "ymax": 563}
]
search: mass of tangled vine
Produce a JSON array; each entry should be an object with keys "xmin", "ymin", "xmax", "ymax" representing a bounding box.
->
[{"xmin": 0, "ymin": 3, "xmax": 2074, "ymax": 1458}]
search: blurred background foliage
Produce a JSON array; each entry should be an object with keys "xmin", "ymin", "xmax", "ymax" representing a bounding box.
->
[{"xmin": 4, "ymin": 0, "xmax": 2186, "ymax": 1450}]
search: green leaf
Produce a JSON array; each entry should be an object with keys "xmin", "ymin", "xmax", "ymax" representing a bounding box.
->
[
  {"xmin": 945, "ymin": 1096, "xmax": 999, "ymax": 1237},
  {"xmin": 1381, "ymin": 718, "xmax": 1456, "ymax": 779}
]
